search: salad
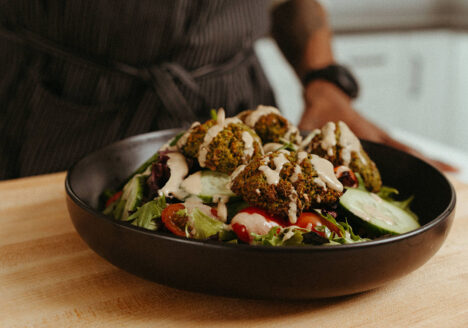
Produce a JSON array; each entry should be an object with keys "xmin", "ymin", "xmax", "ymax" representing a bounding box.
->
[{"xmin": 102, "ymin": 106, "xmax": 420, "ymax": 246}]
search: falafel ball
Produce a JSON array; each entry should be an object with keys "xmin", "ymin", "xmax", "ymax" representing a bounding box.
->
[
  {"xmin": 238, "ymin": 105, "xmax": 302, "ymax": 145},
  {"xmin": 230, "ymin": 150, "xmax": 343, "ymax": 223},
  {"xmin": 177, "ymin": 119, "xmax": 216, "ymax": 159},
  {"xmin": 302, "ymin": 121, "xmax": 382, "ymax": 192},
  {"xmin": 178, "ymin": 109, "xmax": 264, "ymax": 175}
]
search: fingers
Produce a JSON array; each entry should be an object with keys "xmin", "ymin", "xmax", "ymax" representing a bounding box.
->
[
  {"xmin": 301, "ymin": 82, "xmax": 459, "ymax": 173},
  {"xmin": 382, "ymin": 134, "xmax": 459, "ymax": 173},
  {"xmin": 427, "ymin": 159, "xmax": 459, "ymax": 173},
  {"xmin": 405, "ymin": 148, "xmax": 459, "ymax": 173}
]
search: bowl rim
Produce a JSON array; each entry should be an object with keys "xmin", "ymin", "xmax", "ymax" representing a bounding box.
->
[{"xmin": 65, "ymin": 130, "xmax": 457, "ymax": 253}]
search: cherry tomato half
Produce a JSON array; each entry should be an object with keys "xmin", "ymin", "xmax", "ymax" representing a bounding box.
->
[
  {"xmin": 161, "ymin": 203, "xmax": 187, "ymax": 237},
  {"xmin": 105, "ymin": 191, "xmax": 123, "ymax": 208},
  {"xmin": 239, "ymin": 207, "xmax": 287, "ymax": 227},
  {"xmin": 230, "ymin": 207, "xmax": 285, "ymax": 243},
  {"xmin": 231, "ymin": 223, "xmax": 251, "ymax": 243},
  {"xmin": 334, "ymin": 166, "xmax": 358, "ymax": 188},
  {"xmin": 296, "ymin": 212, "xmax": 342, "ymax": 238}
]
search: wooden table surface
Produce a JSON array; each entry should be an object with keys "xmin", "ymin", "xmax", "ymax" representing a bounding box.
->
[{"xmin": 1, "ymin": 172, "xmax": 467, "ymax": 327}]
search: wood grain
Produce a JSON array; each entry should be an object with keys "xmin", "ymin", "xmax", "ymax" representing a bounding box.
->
[{"xmin": 1, "ymin": 172, "xmax": 467, "ymax": 328}]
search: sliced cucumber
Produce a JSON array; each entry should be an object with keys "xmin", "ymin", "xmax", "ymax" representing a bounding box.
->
[
  {"xmin": 180, "ymin": 170, "xmax": 236, "ymax": 202},
  {"xmin": 339, "ymin": 188, "xmax": 420, "ymax": 236},
  {"xmin": 118, "ymin": 175, "xmax": 146, "ymax": 220}
]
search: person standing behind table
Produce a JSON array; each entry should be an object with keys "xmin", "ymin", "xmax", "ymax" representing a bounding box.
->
[
  {"xmin": 0, "ymin": 1, "xmax": 276, "ymax": 179},
  {"xmin": 0, "ymin": 0, "xmax": 455, "ymax": 180}
]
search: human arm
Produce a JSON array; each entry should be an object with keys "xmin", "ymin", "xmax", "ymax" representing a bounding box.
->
[{"xmin": 270, "ymin": 0, "xmax": 457, "ymax": 172}]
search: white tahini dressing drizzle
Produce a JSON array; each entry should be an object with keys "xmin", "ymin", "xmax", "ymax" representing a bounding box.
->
[
  {"xmin": 283, "ymin": 124, "xmax": 301, "ymax": 143},
  {"xmin": 309, "ymin": 154, "xmax": 343, "ymax": 192},
  {"xmin": 297, "ymin": 151, "xmax": 308, "ymax": 164},
  {"xmin": 183, "ymin": 198, "xmax": 225, "ymax": 226},
  {"xmin": 230, "ymin": 212, "xmax": 280, "ymax": 238},
  {"xmin": 176, "ymin": 121, "xmax": 200, "ymax": 149},
  {"xmin": 321, "ymin": 122, "xmax": 337, "ymax": 157},
  {"xmin": 259, "ymin": 152, "xmax": 289, "ymax": 185},
  {"xmin": 288, "ymin": 188, "xmax": 298, "ymax": 224},
  {"xmin": 282, "ymin": 227, "xmax": 298, "ymax": 242},
  {"xmin": 241, "ymin": 131, "xmax": 255, "ymax": 160},
  {"xmin": 335, "ymin": 165, "xmax": 351, "ymax": 177},
  {"xmin": 180, "ymin": 171, "xmax": 202, "ymax": 195},
  {"xmin": 263, "ymin": 142, "xmax": 283, "ymax": 154},
  {"xmin": 313, "ymin": 177, "xmax": 327, "ymax": 190},
  {"xmin": 258, "ymin": 167, "xmax": 276, "ymax": 185},
  {"xmin": 290, "ymin": 164, "xmax": 302, "ymax": 183},
  {"xmin": 198, "ymin": 108, "xmax": 241, "ymax": 167},
  {"xmin": 229, "ymin": 164, "xmax": 246, "ymax": 188},
  {"xmin": 216, "ymin": 107, "xmax": 226, "ymax": 125},
  {"xmin": 213, "ymin": 195, "xmax": 229, "ymax": 222},
  {"xmin": 159, "ymin": 152, "xmax": 189, "ymax": 197},
  {"xmin": 337, "ymin": 121, "xmax": 367, "ymax": 166},
  {"xmin": 159, "ymin": 141, "xmax": 178, "ymax": 152},
  {"xmin": 300, "ymin": 129, "xmax": 321, "ymax": 150},
  {"xmin": 245, "ymin": 105, "xmax": 280, "ymax": 127}
]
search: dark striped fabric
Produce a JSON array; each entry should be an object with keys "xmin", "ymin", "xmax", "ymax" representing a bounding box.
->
[{"xmin": 0, "ymin": 0, "xmax": 276, "ymax": 179}]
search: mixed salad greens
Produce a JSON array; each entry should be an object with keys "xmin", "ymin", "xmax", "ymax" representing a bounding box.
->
[{"xmin": 101, "ymin": 106, "xmax": 420, "ymax": 246}]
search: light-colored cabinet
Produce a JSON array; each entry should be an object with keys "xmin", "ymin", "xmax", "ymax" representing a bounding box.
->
[
  {"xmin": 333, "ymin": 30, "xmax": 457, "ymax": 146},
  {"xmin": 448, "ymin": 33, "xmax": 468, "ymax": 151},
  {"xmin": 256, "ymin": 30, "xmax": 468, "ymax": 152}
]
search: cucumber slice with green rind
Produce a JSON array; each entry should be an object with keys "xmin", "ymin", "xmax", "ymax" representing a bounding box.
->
[
  {"xmin": 180, "ymin": 170, "xmax": 236, "ymax": 202},
  {"xmin": 119, "ymin": 175, "xmax": 146, "ymax": 220},
  {"xmin": 339, "ymin": 188, "xmax": 420, "ymax": 236},
  {"xmin": 200, "ymin": 171, "xmax": 236, "ymax": 200}
]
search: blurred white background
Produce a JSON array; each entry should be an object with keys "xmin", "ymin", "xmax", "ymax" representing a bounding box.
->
[{"xmin": 255, "ymin": 0, "xmax": 468, "ymax": 182}]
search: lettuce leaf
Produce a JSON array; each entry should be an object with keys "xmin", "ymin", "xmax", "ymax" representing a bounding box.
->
[
  {"xmin": 128, "ymin": 196, "xmax": 166, "ymax": 231},
  {"xmin": 248, "ymin": 211, "xmax": 369, "ymax": 247},
  {"xmin": 317, "ymin": 211, "xmax": 369, "ymax": 244},
  {"xmin": 189, "ymin": 208, "xmax": 225, "ymax": 240},
  {"xmin": 210, "ymin": 109, "xmax": 218, "ymax": 121},
  {"xmin": 277, "ymin": 138, "xmax": 298, "ymax": 152},
  {"xmin": 251, "ymin": 227, "xmax": 309, "ymax": 246},
  {"xmin": 218, "ymin": 229, "xmax": 238, "ymax": 243},
  {"xmin": 354, "ymin": 173, "xmax": 367, "ymax": 191}
]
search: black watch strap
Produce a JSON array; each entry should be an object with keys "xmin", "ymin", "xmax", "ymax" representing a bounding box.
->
[{"xmin": 302, "ymin": 64, "xmax": 359, "ymax": 99}]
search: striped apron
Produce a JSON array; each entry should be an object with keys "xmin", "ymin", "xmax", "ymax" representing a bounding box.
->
[{"xmin": 0, "ymin": 0, "xmax": 276, "ymax": 179}]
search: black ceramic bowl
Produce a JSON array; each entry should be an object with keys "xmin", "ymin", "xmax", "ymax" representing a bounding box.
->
[{"xmin": 65, "ymin": 130, "xmax": 456, "ymax": 300}]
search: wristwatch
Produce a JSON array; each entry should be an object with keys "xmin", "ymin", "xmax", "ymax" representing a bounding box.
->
[{"xmin": 302, "ymin": 64, "xmax": 359, "ymax": 99}]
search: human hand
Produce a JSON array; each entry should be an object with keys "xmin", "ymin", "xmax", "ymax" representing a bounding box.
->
[{"xmin": 298, "ymin": 80, "xmax": 458, "ymax": 173}]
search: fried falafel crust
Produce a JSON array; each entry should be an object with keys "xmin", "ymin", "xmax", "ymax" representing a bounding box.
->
[
  {"xmin": 230, "ymin": 151, "xmax": 342, "ymax": 221},
  {"xmin": 203, "ymin": 123, "xmax": 263, "ymax": 175},
  {"xmin": 254, "ymin": 113, "xmax": 300, "ymax": 144},
  {"xmin": 179, "ymin": 119, "xmax": 216, "ymax": 159},
  {"xmin": 237, "ymin": 106, "xmax": 301, "ymax": 145},
  {"xmin": 303, "ymin": 122, "xmax": 382, "ymax": 192}
]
